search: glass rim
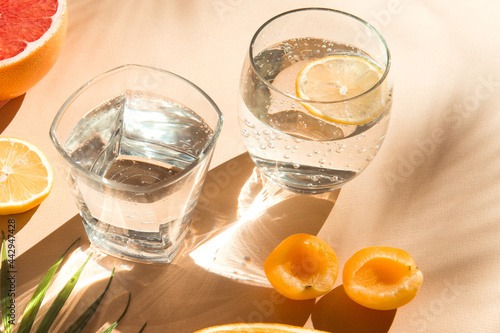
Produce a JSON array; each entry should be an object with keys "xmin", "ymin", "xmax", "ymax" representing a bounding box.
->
[
  {"xmin": 248, "ymin": 7, "xmax": 392, "ymax": 104},
  {"xmin": 49, "ymin": 64, "xmax": 223, "ymax": 192}
]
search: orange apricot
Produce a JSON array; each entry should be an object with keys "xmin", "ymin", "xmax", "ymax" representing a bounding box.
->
[
  {"xmin": 264, "ymin": 234, "xmax": 339, "ymax": 300},
  {"xmin": 342, "ymin": 246, "xmax": 423, "ymax": 310}
]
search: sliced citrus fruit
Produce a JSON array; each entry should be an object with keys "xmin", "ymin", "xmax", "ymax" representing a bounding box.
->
[
  {"xmin": 194, "ymin": 323, "xmax": 328, "ymax": 332},
  {"xmin": 264, "ymin": 234, "xmax": 339, "ymax": 300},
  {"xmin": 295, "ymin": 55, "xmax": 387, "ymax": 125},
  {"xmin": 342, "ymin": 246, "xmax": 423, "ymax": 310},
  {"xmin": 0, "ymin": 0, "xmax": 68, "ymax": 101},
  {"xmin": 0, "ymin": 137, "xmax": 54, "ymax": 215}
]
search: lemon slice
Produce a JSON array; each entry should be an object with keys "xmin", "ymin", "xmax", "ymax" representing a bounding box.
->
[
  {"xmin": 296, "ymin": 55, "xmax": 386, "ymax": 125},
  {"xmin": 194, "ymin": 323, "xmax": 328, "ymax": 332},
  {"xmin": 0, "ymin": 137, "xmax": 54, "ymax": 215}
]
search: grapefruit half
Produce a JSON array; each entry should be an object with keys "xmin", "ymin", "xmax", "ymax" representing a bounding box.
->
[{"xmin": 0, "ymin": 0, "xmax": 68, "ymax": 101}]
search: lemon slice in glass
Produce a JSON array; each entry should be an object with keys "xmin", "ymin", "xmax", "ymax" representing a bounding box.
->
[{"xmin": 295, "ymin": 55, "xmax": 386, "ymax": 125}]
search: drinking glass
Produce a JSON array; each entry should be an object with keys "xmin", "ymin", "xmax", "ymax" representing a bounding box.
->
[
  {"xmin": 50, "ymin": 64, "xmax": 223, "ymax": 263},
  {"xmin": 238, "ymin": 8, "xmax": 392, "ymax": 194}
]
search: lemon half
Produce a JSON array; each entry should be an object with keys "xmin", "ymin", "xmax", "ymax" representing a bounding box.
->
[{"xmin": 0, "ymin": 137, "xmax": 54, "ymax": 215}]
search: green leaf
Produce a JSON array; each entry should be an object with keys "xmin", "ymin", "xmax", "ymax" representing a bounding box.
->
[
  {"xmin": 1, "ymin": 238, "xmax": 13, "ymax": 333},
  {"xmin": 35, "ymin": 252, "xmax": 93, "ymax": 333},
  {"xmin": 102, "ymin": 292, "xmax": 131, "ymax": 333},
  {"xmin": 64, "ymin": 268, "xmax": 115, "ymax": 333},
  {"xmin": 18, "ymin": 239, "xmax": 80, "ymax": 333},
  {"xmin": 115, "ymin": 292, "xmax": 131, "ymax": 324},
  {"xmin": 138, "ymin": 322, "xmax": 148, "ymax": 333},
  {"xmin": 102, "ymin": 322, "xmax": 118, "ymax": 333}
]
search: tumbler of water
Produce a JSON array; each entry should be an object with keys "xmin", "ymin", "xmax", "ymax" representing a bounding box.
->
[{"xmin": 50, "ymin": 64, "xmax": 223, "ymax": 263}]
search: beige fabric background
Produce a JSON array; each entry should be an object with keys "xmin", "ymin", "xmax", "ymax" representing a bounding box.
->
[{"xmin": 1, "ymin": 0, "xmax": 499, "ymax": 332}]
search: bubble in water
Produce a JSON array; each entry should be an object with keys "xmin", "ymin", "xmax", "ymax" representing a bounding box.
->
[
  {"xmin": 293, "ymin": 163, "xmax": 300, "ymax": 169},
  {"xmin": 358, "ymin": 148, "xmax": 367, "ymax": 153},
  {"xmin": 366, "ymin": 155, "xmax": 374, "ymax": 161},
  {"xmin": 263, "ymin": 130, "xmax": 270, "ymax": 135},
  {"xmin": 268, "ymin": 142, "xmax": 275, "ymax": 149},
  {"xmin": 283, "ymin": 154, "xmax": 290, "ymax": 159},
  {"xmin": 260, "ymin": 144, "xmax": 266, "ymax": 150},
  {"xmin": 307, "ymin": 153, "xmax": 312, "ymax": 157},
  {"xmin": 332, "ymin": 176, "xmax": 339, "ymax": 181},
  {"xmin": 244, "ymin": 119, "xmax": 255, "ymax": 128},
  {"xmin": 285, "ymin": 145, "xmax": 291, "ymax": 150},
  {"xmin": 319, "ymin": 159, "xmax": 325, "ymax": 164}
]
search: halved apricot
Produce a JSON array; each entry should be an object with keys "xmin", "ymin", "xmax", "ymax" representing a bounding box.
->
[
  {"xmin": 264, "ymin": 234, "xmax": 339, "ymax": 300},
  {"xmin": 342, "ymin": 246, "xmax": 423, "ymax": 310}
]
